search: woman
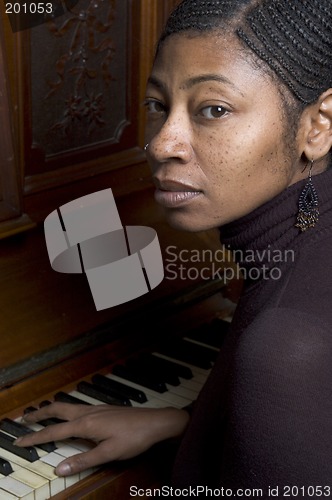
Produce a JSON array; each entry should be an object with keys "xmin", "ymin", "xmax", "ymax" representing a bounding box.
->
[{"xmin": 16, "ymin": 0, "xmax": 332, "ymax": 492}]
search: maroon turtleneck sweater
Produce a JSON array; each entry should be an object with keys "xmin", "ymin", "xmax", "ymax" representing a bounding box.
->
[{"xmin": 172, "ymin": 167, "xmax": 332, "ymax": 495}]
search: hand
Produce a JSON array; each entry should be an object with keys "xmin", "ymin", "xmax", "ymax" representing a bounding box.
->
[{"xmin": 14, "ymin": 403, "xmax": 189, "ymax": 477}]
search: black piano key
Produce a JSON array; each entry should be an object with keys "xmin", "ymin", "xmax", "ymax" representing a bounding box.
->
[
  {"xmin": 39, "ymin": 400, "xmax": 52, "ymax": 408},
  {"xmin": 210, "ymin": 317, "xmax": 230, "ymax": 335},
  {"xmin": 54, "ymin": 391, "xmax": 91, "ymax": 405},
  {"xmin": 0, "ymin": 456, "xmax": 14, "ymax": 476},
  {"xmin": 185, "ymin": 318, "xmax": 229, "ymax": 348},
  {"xmin": 150, "ymin": 354, "xmax": 193, "ymax": 380},
  {"xmin": 127, "ymin": 356, "xmax": 181, "ymax": 386},
  {"xmin": 0, "ymin": 418, "xmax": 56, "ymax": 453},
  {"xmin": 39, "ymin": 401, "xmax": 67, "ymax": 424},
  {"xmin": 0, "ymin": 431, "xmax": 39, "ymax": 462},
  {"xmin": 91, "ymin": 374, "xmax": 148, "ymax": 404},
  {"xmin": 112, "ymin": 364, "xmax": 168, "ymax": 393},
  {"xmin": 24, "ymin": 406, "xmax": 39, "ymax": 414},
  {"xmin": 77, "ymin": 381, "xmax": 132, "ymax": 406},
  {"xmin": 157, "ymin": 339, "xmax": 216, "ymax": 369}
]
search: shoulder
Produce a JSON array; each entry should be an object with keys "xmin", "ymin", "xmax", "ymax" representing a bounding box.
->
[
  {"xmin": 265, "ymin": 227, "xmax": 332, "ymax": 315},
  {"xmin": 236, "ymin": 307, "xmax": 331, "ymax": 353}
]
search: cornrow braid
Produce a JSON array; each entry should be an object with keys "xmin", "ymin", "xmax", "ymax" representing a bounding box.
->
[
  {"xmin": 237, "ymin": 0, "xmax": 332, "ymax": 103},
  {"xmin": 158, "ymin": 0, "xmax": 332, "ymax": 105}
]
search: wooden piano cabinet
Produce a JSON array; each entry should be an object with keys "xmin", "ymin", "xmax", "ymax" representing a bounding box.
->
[
  {"xmin": 0, "ymin": 0, "xmax": 182, "ymax": 237},
  {"xmin": 0, "ymin": 284, "xmax": 235, "ymax": 499},
  {"xmin": 0, "ymin": 167, "xmax": 240, "ymax": 498},
  {"xmin": 0, "ymin": 183, "xmax": 238, "ymax": 391}
]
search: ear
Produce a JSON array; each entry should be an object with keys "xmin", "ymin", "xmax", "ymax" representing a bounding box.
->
[{"xmin": 301, "ymin": 89, "xmax": 332, "ymax": 162}]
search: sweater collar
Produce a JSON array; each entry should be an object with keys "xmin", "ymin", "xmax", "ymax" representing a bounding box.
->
[{"xmin": 219, "ymin": 167, "xmax": 332, "ymax": 277}]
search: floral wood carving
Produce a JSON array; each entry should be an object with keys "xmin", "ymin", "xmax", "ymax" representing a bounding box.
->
[
  {"xmin": 46, "ymin": 0, "xmax": 116, "ymax": 136},
  {"xmin": 28, "ymin": 0, "xmax": 128, "ymax": 160}
]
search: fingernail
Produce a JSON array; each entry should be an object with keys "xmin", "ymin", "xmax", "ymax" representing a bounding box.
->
[
  {"xmin": 56, "ymin": 463, "xmax": 72, "ymax": 476},
  {"xmin": 14, "ymin": 437, "xmax": 22, "ymax": 445}
]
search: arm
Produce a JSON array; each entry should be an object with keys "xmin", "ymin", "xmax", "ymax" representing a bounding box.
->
[
  {"xmin": 15, "ymin": 403, "xmax": 190, "ymax": 477},
  {"xmin": 228, "ymin": 307, "xmax": 332, "ymax": 487}
]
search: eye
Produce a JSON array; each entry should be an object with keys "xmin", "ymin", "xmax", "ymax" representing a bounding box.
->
[
  {"xmin": 144, "ymin": 99, "xmax": 167, "ymax": 116},
  {"xmin": 199, "ymin": 105, "xmax": 229, "ymax": 119}
]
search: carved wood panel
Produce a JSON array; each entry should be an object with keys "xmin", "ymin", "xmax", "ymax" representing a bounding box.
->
[
  {"xmin": 0, "ymin": 0, "xmax": 180, "ymax": 234},
  {"xmin": 30, "ymin": 1, "xmax": 129, "ymax": 161},
  {"xmin": 20, "ymin": 0, "xmax": 142, "ymax": 178}
]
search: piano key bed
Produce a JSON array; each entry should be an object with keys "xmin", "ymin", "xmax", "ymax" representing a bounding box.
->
[{"xmin": 0, "ymin": 316, "xmax": 231, "ymax": 499}]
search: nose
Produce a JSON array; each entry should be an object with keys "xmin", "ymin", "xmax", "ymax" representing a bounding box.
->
[{"xmin": 148, "ymin": 112, "xmax": 193, "ymax": 164}]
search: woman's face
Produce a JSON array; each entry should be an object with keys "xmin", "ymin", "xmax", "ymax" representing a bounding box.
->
[{"xmin": 144, "ymin": 33, "xmax": 307, "ymax": 231}]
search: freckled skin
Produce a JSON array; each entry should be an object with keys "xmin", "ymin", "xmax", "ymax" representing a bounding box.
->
[{"xmin": 144, "ymin": 33, "xmax": 309, "ymax": 232}]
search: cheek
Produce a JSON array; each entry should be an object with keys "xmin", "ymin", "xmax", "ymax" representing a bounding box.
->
[{"xmin": 200, "ymin": 123, "xmax": 292, "ymax": 209}]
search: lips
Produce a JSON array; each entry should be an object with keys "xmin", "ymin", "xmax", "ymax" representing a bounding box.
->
[{"xmin": 153, "ymin": 178, "xmax": 202, "ymax": 208}]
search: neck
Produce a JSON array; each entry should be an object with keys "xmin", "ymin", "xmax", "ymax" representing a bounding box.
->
[{"xmin": 219, "ymin": 166, "xmax": 332, "ymax": 282}]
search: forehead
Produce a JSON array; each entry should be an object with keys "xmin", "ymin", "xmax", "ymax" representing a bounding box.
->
[{"xmin": 150, "ymin": 32, "xmax": 266, "ymax": 94}]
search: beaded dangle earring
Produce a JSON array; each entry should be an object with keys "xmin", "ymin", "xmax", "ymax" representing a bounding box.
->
[{"xmin": 295, "ymin": 160, "xmax": 319, "ymax": 232}]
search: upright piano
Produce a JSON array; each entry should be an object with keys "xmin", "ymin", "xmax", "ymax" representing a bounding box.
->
[
  {"xmin": 0, "ymin": 0, "xmax": 244, "ymax": 496},
  {"xmin": 0, "ymin": 187, "xmax": 241, "ymax": 499}
]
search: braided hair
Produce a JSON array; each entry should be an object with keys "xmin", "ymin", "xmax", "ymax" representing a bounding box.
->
[{"xmin": 157, "ymin": 0, "xmax": 332, "ymax": 106}]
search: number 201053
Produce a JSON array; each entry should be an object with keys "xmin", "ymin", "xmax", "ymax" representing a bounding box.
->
[
  {"xmin": 5, "ymin": 3, "xmax": 54, "ymax": 14},
  {"xmin": 282, "ymin": 486, "xmax": 331, "ymax": 497}
]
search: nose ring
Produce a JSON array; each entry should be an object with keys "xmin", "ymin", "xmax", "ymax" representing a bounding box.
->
[{"xmin": 144, "ymin": 144, "xmax": 149, "ymax": 151}]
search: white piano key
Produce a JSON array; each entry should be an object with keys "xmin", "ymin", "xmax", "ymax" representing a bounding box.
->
[
  {"xmin": 165, "ymin": 384, "xmax": 198, "ymax": 401},
  {"xmin": 56, "ymin": 439, "xmax": 94, "ymax": 453},
  {"xmin": 39, "ymin": 452, "xmax": 64, "ymax": 468},
  {"xmin": 6, "ymin": 462, "xmax": 49, "ymax": 500},
  {"xmin": 40, "ymin": 449, "xmax": 94, "ymax": 486},
  {"xmin": 64, "ymin": 438, "xmax": 96, "ymax": 451},
  {"xmin": 0, "ymin": 485, "xmax": 18, "ymax": 499},
  {"xmin": 79, "ymin": 467, "xmax": 98, "ymax": 480},
  {"xmin": 178, "ymin": 377, "xmax": 204, "ymax": 393},
  {"xmin": 69, "ymin": 390, "xmax": 104, "ymax": 406},
  {"xmin": 0, "ymin": 476, "xmax": 34, "ymax": 499},
  {"xmin": 130, "ymin": 398, "xmax": 167, "ymax": 408},
  {"xmin": 53, "ymin": 444, "xmax": 81, "ymax": 459},
  {"xmin": 3, "ymin": 447, "xmax": 73, "ymax": 500},
  {"xmin": 0, "ymin": 448, "xmax": 65, "ymax": 497},
  {"xmin": 14, "ymin": 422, "xmax": 42, "ymax": 433},
  {"xmin": 183, "ymin": 336, "xmax": 220, "ymax": 352},
  {"xmin": 52, "ymin": 448, "xmax": 95, "ymax": 486},
  {"xmin": 9, "ymin": 469, "xmax": 49, "ymax": 500},
  {"xmin": 64, "ymin": 472, "xmax": 81, "ymax": 488},
  {"xmin": 55, "ymin": 446, "xmax": 97, "ymax": 483}
]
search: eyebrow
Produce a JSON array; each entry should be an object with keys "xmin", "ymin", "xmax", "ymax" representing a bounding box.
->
[{"xmin": 147, "ymin": 74, "xmax": 244, "ymax": 96}]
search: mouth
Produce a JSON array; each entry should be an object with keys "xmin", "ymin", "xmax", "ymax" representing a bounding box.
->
[{"xmin": 153, "ymin": 179, "xmax": 202, "ymax": 208}]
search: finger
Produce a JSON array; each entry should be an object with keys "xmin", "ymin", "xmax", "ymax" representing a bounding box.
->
[
  {"xmin": 22, "ymin": 402, "xmax": 94, "ymax": 422},
  {"xmin": 55, "ymin": 442, "xmax": 113, "ymax": 477},
  {"xmin": 15, "ymin": 420, "xmax": 81, "ymax": 447}
]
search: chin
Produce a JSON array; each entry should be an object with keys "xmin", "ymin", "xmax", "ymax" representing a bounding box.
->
[{"xmin": 163, "ymin": 210, "xmax": 214, "ymax": 233}]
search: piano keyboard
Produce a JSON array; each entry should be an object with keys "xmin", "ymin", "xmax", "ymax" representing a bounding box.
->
[{"xmin": 0, "ymin": 317, "xmax": 230, "ymax": 499}]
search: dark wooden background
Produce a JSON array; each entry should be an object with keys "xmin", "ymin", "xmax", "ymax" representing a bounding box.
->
[{"xmin": 0, "ymin": 0, "xmax": 241, "ymax": 413}]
